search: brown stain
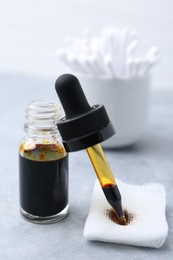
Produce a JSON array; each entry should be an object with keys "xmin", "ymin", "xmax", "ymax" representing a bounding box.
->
[{"xmin": 106, "ymin": 209, "xmax": 134, "ymax": 225}]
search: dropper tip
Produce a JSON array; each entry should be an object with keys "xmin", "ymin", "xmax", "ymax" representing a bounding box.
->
[{"xmin": 118, "ymin": 215, "xmax": 127, "ymax": 225}]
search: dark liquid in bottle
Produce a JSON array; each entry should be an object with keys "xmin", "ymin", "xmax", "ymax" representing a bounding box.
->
[{"xmin": 19, "ymin": 154, "xmax": 68, "ymax": 216}]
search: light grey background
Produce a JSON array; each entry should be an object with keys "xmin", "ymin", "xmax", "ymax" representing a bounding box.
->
[{"xmin": 0, "ymin": 1, "xmax": 173, "ymax": 259}]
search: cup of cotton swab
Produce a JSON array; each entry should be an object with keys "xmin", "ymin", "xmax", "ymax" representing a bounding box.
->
[{"xmin": 56, "ymin": 27, "xmax": 160, "ymax": 148}]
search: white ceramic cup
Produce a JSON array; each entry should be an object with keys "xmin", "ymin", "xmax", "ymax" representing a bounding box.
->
[{"xmin": 80, "ymin": 76, "xmax": 150, "ymax": 148}]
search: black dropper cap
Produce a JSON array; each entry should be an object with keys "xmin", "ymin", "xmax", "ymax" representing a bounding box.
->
[{"xmin": 55, "ymin": 74, "xmax": 115, "ymax": 152}]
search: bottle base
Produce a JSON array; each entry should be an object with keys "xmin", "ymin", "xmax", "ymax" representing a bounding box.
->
[{"xmin": 20, "ymin": 204, "xmax": 69, "ymax": 224}]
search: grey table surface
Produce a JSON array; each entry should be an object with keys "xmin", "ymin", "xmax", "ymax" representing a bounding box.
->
[{"xmin": 0, "ymin": 73, "xmax": 173, "ymax": 260}]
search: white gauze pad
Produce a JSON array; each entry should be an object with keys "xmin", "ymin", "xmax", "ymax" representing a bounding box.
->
[{"xmin": 84, "ymin": 180, "xmax": 168, "ymax": 248}]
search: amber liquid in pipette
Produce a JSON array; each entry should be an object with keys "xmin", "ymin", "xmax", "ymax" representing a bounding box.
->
[
  {"xmin": 86, "ymin": 143, "xmax": 127, "ymax": 225},
  {"xmin": 86, "ymin": 143, "xmax": 116, "ymax": 188}
]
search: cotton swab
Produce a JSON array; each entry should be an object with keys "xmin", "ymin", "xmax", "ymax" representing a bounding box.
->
[
  {"xmin": 104, "ymin": 53, "xmax": 116, "ymax": 77},
  {"xmin": 56, "ymin": 27, "xmax": 160, "ymax": 78}
]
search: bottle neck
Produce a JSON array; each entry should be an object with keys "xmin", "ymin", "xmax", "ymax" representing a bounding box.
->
[{"xmin": 24, "ymin": 100, "xmax": 63, "ymax": 141}]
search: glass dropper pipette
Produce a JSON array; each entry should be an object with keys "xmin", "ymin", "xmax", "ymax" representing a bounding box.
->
[{"xmin": 55, "ymin": 74, "xmax": 127, "ymax": 225}]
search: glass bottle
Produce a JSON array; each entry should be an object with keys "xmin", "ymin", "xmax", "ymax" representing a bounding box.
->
[{"xmin": 19, "ymin": 100, "xmax": 68, "ymax": 223}]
